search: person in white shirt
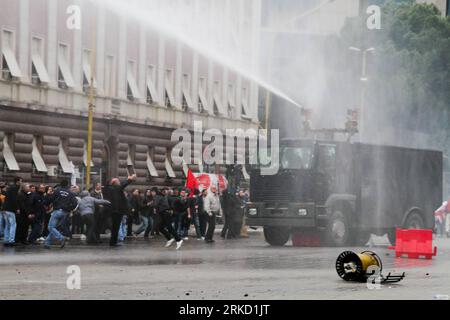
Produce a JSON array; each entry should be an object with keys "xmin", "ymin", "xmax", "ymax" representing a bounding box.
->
[{"xmin": 203, "ymin": 186, "xmax": 221, "ymax": 243}]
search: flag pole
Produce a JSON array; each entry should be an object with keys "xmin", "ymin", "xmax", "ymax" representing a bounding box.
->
[{"xmin": 86, "ymin": 15, "xmax": 97, "ymax": 190}]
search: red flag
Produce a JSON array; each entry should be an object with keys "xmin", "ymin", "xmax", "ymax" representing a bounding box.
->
[
  {"xmin": 197, "ymin": 174, "xmax": 211, "ymax": 191},
  {"xmin": 186, "ymin": 169, "xmax": 199, "ymax": 196}
]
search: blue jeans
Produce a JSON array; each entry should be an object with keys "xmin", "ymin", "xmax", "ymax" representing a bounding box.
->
[
  {"xmin": 135, "ymin": 215, "xmax": 150, "ymax": 235},
  {"xmin": 192, "ymin": 213, "xmax": 202, "ymax": 238},
  {"xmin": 144, "ymin": 216, "xmax": 154, "ymax": 237},
  {"xmin": 60, "ymin": 213, "xmax": 72, "ymax": 238},
  {"xmin": 0, "ymin": 212, "xmax": 4, "ymax": 238},
  {"xmin": 177, "ymin": 213, "xmax": 191, "ymax": 238},
  {"xmin": 176, "ymin": 213, "xmax": 185, "ymax": 237},
  {"xmin": 45, "ymin": 209, "xmax": 68, "ymax": 245},
  {"xmin": 118, "ymin": 216, "xmax": 127, "ymax": 242},
  {"xmin": 3, "ymin": 211, "xmax": 17, "ymax": 244}
]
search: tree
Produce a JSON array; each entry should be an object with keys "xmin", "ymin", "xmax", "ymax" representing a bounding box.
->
[{"xmin": 339, "ymin": 1, "xmax": 450, "ymax": 151}]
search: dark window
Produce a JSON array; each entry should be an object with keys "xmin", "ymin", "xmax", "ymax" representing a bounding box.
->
[
  {"xmin": 147, "ymin": 88, "xmax": 154, "ymax": 104},
  {"xmin": 83, "ymin": 74, "xmax": 89, "ymax": 93},
  {"xmin": 127, "ymin": 84, "xmax": 135, "ymax": 102},
  {"xmin": 1, "ymin": 56, "xmax": 12, "ymax": 80},
  {"xmin": 165, "ymin": 90, "xmax": 172, "ymax": 107},
  {"xmin": 182, "ymin": 94, "xmax": 189, "ymax": 111},
  {"xmin": 317, "ymin": 145, "xmax": 336, "ymax": 175},
  {"xmin": 58, "ymin": 67, "xmax": 68, "ymax": 89},
  {"xmin": 198, "ymin": 97, "xmax": 205, "ymax": 113},
  {"xmin": 31, "ymin": 63, "xmax": 41, "ymax": 85},
  {"xmin": 213, "ymin": 101, "xmax": 220, "ymax": 115}
]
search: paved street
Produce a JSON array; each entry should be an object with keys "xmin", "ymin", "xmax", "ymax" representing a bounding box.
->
[{"xmin": 0, "ymin": 230, "xmax": 449, "ymax": 300}]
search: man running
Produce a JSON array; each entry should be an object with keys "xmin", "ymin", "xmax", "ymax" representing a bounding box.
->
[
  {"xmin": 44, "ymin": 180, "xmax": 78, "ymax": 249},
  {"xmin": 156, "ymin": 187, "xmax": 183, "ymax": 250}
]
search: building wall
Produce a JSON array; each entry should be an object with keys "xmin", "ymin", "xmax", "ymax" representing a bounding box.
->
[
  {"xmin": 0, "ymin": 0, "xmax": 261, "ymax": 188},
  {"xmin": 0, "ymin": 105, "xmax": 188, "ymax": 188},
  {"xmin": 0, "ymin": 0, "xmax": 261, "ymax": 122}
]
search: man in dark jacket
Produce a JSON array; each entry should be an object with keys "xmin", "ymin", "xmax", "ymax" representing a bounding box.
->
[
  {"xmin": 3, "ymin": 177, "xmax": 22, "ymax": 246},
  {"xmin": 103, "ymin": 174, "xmax": 136, "ymax": 247},
  {"xmin": 28, "ymin": 184, "xmax": 47, "ymax": 244},
  {"xmin": 174, "ymin": 189, "xmax": 191, "ymax": 239},
  {"xmin": 156, "ymin": 188, "xmax": 183, "ymax": 250},
  {"xmin": 221, "ymin": 190, "xmax": 242, "ymax": 239},
  {"xmin": 135, "ymin": 189, "xmax": 154, "ymax": 238},
  {"xmin": 16, "ymin": 184, "xmax": 33, "ymax": 245},
  {"xmin": 128, "ymin": 189, "xmax": 142, "ymax": 237},
  {"xmin": 44, "ymin": 179, "xmax": 79, "ymax": 249},
  {"xmin": 198, "ymin": 189, "xmax": 208, "ymax": 237},
  {"xmin": 91, "ymin": 182, "xmax": 108, "ymax": 240},
  {"xmin": 190, "ymin": 189, "xmax": 203, "ymax": 240},
  {"xmin": 143, "ymin": 188, "xmax": 157, "ymax": 238}
]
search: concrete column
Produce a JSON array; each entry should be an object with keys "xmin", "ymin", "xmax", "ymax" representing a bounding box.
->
[
  {"xmin": 249, "ymin": 0, "xmax": 262, "ymax": 121},
  {"xmin": 222, "ymin": 69, "xmax": 229, "ymax": 117},
  {"xmin": 72, "ymin": 0, "xmax": 82, "ymax": 91},
  {"xmin": 207, "ymin": 59, "xmax": 214, "ymax": 113},
  {"xmin": 192, "ymin": 52, "xmax": 199, "ymax": 112},
  {"xmin": 96, "ymin": 3, "xmax": 106, "ymax": 96},
  {"xmin": 175, "ymin": 41, "xmax": 183, "ymax": 109},
  {"xmin": 157, "ymin": 34, "xmax": 165, "ymax": 105},
  {"xmin": 192, "ymin": 0, "xmax": 201, "ymax": 112},
  {"xmin": 19, "ymin": 0, "xmax": 30, "ymax": 82},
  {"xmin": 236, "ymin": 75, "xmax": 243, "ymax": 119},
  {"xmin": 47, "ymin": 0, "xmax": 58, "ymax": 88},
  {"xmin": 117, "ymin": 16, "xmax": 127, "ymax": 99},
  {"xmin": 138, "ymin": 22, "xmax": 147, "ymax": 104}
]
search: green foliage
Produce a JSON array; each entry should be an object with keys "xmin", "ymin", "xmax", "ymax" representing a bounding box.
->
[{"xmin": 340, "ymin": 1, "xmax": 450, "ymax": 150}]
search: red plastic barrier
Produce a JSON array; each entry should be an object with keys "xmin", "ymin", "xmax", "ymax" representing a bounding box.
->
[
  {"xmin": 292, "ymin": 232, "xmax": 322, "ymax": 247},
  {"xmin": 388, "ymin": 228, "xmax": 437, "ymax": 260}
]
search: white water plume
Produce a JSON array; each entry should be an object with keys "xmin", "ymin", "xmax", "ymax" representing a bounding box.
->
[{"xmin": 90, "ymin": 0, "xmax": 303, "ymax": 109}]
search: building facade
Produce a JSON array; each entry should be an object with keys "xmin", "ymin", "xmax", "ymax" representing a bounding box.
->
[{"xmin": 0, "ymin": 0, "xmax": 261, "ymax": 189}]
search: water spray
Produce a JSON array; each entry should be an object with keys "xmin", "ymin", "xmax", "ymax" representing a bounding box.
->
[{"xmin": 89, "ymin": 0, "xmax": 302, "ymax": 109}]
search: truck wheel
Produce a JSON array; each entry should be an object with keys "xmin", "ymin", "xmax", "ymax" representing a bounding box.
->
[
  {"xmin": 354, "ymin": 230, "xmax": 371, "ymax": 246},
  {"xmin": 403, "ymin": 211, "xmax": 425, "ymax": 229},
  {"xmin": 388, "ymin": 211, "xmax": 426, "ymax": 245},
  {"xmin": 326, "ymin": 211, "xmax": 352, "ymax": 247},
  {"xmin": 387, "ymin": 229, "xmax": 396, "ymax": 246},
  {"xmin": 263, "ymin": 227, "xmax": 290, "ymax": 246}
]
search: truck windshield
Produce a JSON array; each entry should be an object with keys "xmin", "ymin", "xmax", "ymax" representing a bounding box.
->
[{"xmin": 280, "ymin": 146, "xmax": 313, "ymax": 170}]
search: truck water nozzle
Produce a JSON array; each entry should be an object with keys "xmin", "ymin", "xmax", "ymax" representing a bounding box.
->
[{"xmin": 336, "ymin": 251, "xmax": 405, "ymax": 283}]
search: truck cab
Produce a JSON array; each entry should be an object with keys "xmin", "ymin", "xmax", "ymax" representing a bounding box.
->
[{"xmin": 246, "ymin": 138, "xmax": 442, "ymax": 247}]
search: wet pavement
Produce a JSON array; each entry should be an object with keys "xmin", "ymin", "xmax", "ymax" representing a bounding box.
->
[{"xmin": 0, "ymin": 230, "xmax": 449, "ymax": 300}]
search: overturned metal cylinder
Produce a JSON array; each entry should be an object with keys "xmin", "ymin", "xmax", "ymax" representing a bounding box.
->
[{"xmin": 336, "ymin": 250, "xmax": 405, "ymax": 283}]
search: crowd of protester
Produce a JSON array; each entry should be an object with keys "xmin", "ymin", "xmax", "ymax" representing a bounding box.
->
[{"xmin": 0, "ymin": 175, "xmax": 249, "ymax": 250}]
